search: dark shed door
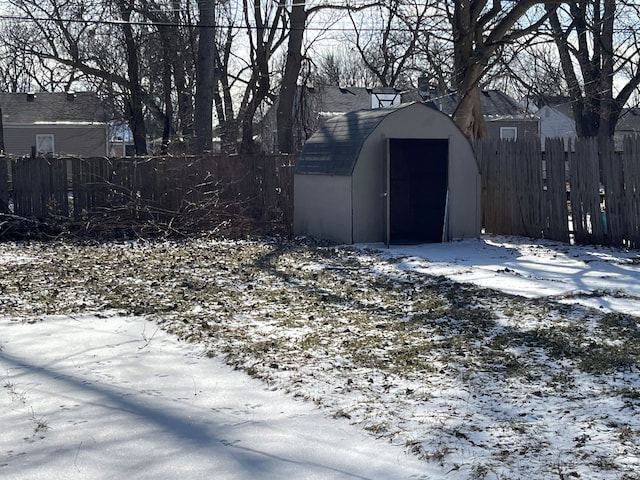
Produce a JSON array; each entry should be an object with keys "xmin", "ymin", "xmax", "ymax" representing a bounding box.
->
[{"xmin": 387, "ymin": 138, "xmax": 449, "ymax": 244}]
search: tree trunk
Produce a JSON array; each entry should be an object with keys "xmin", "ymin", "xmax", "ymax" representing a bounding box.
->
[
  {"xmin": 276, "ymin": 3, "xmax": 307, "ymax": 154},
  {"xmin": 194, "ymin": 0, "xmax": 216, "ymax": 153},
  {"xmin": 161, "ymin": 38, "xmax": 173, "ymax": 154},
  {"xmin": 239, "ymin": 71, "xmax": 269, "ymax": 154},
  {"xmin": 597, "ymin": 0, "xmax": 618, "ymax": 138},
  {"xmin": 451, "ymin": 3, "xmax": 488, "ymax": 140},
  {"xmin": 449, "ymin": 1, "xmax": 562, "ymax": 140},
  {"xmin": 171, "ymin": 0, "xmax": 194, "ymax": 139},
  {"xmin": 213, "ymin": 25, "xmax": 237, "ymax": 153},
  {"xmin": 453, "ymin": 86, "xmax": 487, "ymax": 140},
  {"xmin": 238, "ymin": 0, "xmax": 280, "ymax": 154},
  {"xmin": 548, "ymin": 1, "xmax": 624, "ymax": 138},
  {"xmin": 118, "ymin": 0, "xmax": 147, "ymax": 155}
]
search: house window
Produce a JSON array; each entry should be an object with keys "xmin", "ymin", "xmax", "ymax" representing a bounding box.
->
[
  {"xmin": 36, "ymin": 134, "xmax": 55, "ymax": 154},
  {"xmin": 500, "ymin": 127, "xmax": 517, "ymax": 141}
]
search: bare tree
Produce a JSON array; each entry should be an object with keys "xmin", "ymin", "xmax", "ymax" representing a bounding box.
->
[
  {"xmin": 311, "ymin": 47, "xmax": 378, "ymax": 87},
  {"xmin": 275, "ymin": 0, "xmax": 380, "ymax": 154},
  {"xmin": 211, "ymin": 5, "xmax": 240, "ymax": 154},
  {"xmin": 2, "ymin": 0, "xmax": 203, "ymax": 154},
  {"xmin": 3, "ymin": 0, "xmax": 154, "ymax": 153},
  {"xmin": 137, "ymin": 0, "xmax": 197, "ymax": 152},
  {"xmin": 0, "ymin": 22, "xmax": 58, "ymax": 92},
  {"xmin": 445, "ymin": 1, "xmax": 563, "ymax": 140},
  {"xmin": 414, "ymin": 32, "xmax": 454, "ymax": 97},
  {"xmin": 3, "ymin": 0, "xmax": 104, "ymax": 91},
  {"xmin": 347, "ymin": 0, "xmax": 430, "ymax": 89},
  {"xmin": 194, "ymin": 0, "xmax": 216, "ymax": 152},
  {"xmin": 546, "ymin": 1, "xmax": 640, "ymax": 137},
  {"xmin": 115, "ymin": 0, "xmax": 147, "ymax": 154},
  {"xmin": 497, "ymin": 42, "xmax": 568, "ymax": 100}
]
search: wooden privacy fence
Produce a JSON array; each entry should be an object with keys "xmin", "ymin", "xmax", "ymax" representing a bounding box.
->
[
  {"xmin": 0, "ymin": 154, "xmax": 294, "ymax": 235},
  {"xmin": 476, "ymin": 137, "xmax": 640, "ymax": 249}
]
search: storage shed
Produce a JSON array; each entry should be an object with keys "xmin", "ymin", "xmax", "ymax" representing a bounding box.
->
[{"xmin": 294, "ymin": 102, "xmax": 481, "ymax": 244}]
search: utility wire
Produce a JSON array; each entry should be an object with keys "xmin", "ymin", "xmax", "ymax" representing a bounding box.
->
[{"xmin": 0, "ymin": 13, "xmax": 639, "ymax": 34}]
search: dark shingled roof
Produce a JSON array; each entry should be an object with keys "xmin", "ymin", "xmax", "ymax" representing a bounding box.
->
[
  {"xmin": 0, "ymin": 92, "xmax": 107, "ymax": 124},
  {"xmin": 403, "ymin": 87, "xmax": 532, "ymax": 119},
  {"xmin": 308, "ymin": 86, "xmax": 401, "ymax": 115},
  {"xmin": 295, "ymin": 106, "xmax": 404, "ymax": 176}
]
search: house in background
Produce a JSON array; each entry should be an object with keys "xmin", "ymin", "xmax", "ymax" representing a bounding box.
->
[
  {"xmin": 309, "ymin": 85, "xmax": 402, "ymax": 119},
  {"xmin": 525, "ymin": 95, "xmax": 640, "ymax": 150},
  {"xmin": 522, "ymin": 96, "xmax": 576, "ymax": 149},
  {"xmin": 260, "ymin": 82, "xmax": 535, "ymax": 153},
  {"xmin": 404, "ymin": 78, "xmax": 540, "ymax": 140},
  {"xmin": 614, "ymin": 108, "xmax": 640, "ymax": 149},
  {"xmin": 108, "ymin": 120, "xmax": 137, "ymax": 157},
  {"xmin": 535, "ymin": 105, "xmax": 577, "ymax": 148},
  {"xmin": 257, "ymin": 85, "xmax": 402, "ymax": 153},
  {"xmin": 0, "ymin": 92, "xmax": 109, "ymax": 157}
]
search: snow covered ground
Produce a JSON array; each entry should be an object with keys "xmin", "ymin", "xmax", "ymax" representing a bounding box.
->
[
  {"xmin": 1, "ymin": 235, "xmax": 639, "ymax": 479},
  {"xmin": 371, "ymin": 235, "xmax": 640, "ymax": 317},
  {"xmin": 1, "ymin": 313, "xmax": 431, "ymax": 480}
]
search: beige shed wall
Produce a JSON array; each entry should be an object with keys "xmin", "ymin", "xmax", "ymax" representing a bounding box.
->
[
  {"xmin": 351, "ymin": 103, "xmax": 481, "ymax": 243},
  {"xmin": 294, "ymin": 174, "xmax": 353, "ymax": 243},
  {"xmin": 4, "ymin": 124, "xmax": 108, "ymax": 157}
]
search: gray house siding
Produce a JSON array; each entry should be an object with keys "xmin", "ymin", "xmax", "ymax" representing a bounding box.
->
[
  {"xmin": 4, "ymin": 124, "xmax": 108, "ymax": 157},
  {"xmin": 486, "ymin": 119, "xmax": 539, "ymax": 140},
  {"xmin": 0, "ymin": 92, "xmax": 108, "ymax": 157}
]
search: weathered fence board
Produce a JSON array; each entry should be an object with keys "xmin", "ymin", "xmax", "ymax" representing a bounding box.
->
[
  {"xmin": 0, "ymin": 157, "xmax": 8, "ymax": 213},
  {"xmin": 477, "ymin": 136, "xmax": 640, "ymax": 248},
  {"xmin": 71, "ymin": 157, "xmax": 113, "ymax": 218},
  {"xmin": 478, "ymin": 138, "xmax": 544, "ymax": 238},
  {"xmin": 569, "ymin": 137, "xmax": 605, "ymax": 245},
  {"xmin": 622, "ymin": 138, "xmax": 640, "ymax": 248},
  {"xmin": 1, "ymin": 154, "xmax": 294, "ymax": 236},
  {"xmin": 12, "ymin": 157, "xmax": 68, "ymax": 218},
  {"xmin": 544, "ymin": 138, "xmax": 570, "ymax": 241},
  {"xmin": 600, "ymin": 138, "xmax": 625, "ymax": 246}
]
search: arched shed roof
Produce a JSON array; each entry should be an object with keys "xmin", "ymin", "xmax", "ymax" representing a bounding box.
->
[{"xmin": 295, "ymin": 104, "xmax": 415, "ymax": 176}]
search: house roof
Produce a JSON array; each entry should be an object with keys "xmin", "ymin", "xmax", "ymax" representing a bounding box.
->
[
  {"xmin": 615, "ymin": 108, "xmax": 640, "ymax": 134},
  {"xmin": 404, "ymin": 87, "xmax": 535, "ymax": 120},
  {"xmin": 305, "ymin": 85, "xmax": 401, "ymax": 117},
  {"xmin": 523, "ymin": 95, "xmax": 575, "ymax": 119},
  {"xmin": 0, "ymin": 92, "xmax": 108, "ymax": 124},
  {"xmin": 296, "ymin": 102, "xmax": 415, "ymax": 176}
]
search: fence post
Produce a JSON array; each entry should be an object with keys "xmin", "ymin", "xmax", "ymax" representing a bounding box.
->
[
  {"xmin": 0, "ymin": 156, "xmax": 8, "ymax": 213},
  {"xmin": 622, "ymin": 137, "xmax": 640, "ymax": 248}
]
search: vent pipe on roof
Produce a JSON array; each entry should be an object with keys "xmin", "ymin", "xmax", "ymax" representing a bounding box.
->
[
  {"xmin": 66, "ymin": 91, "xmax": 76, "ymax": 101},
  {"xmin": 26, "ymin": 92, "xmax": 36, "ymax": 102}
]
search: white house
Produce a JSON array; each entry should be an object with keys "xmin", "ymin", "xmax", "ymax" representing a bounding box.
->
[{"xmin": 535, "ymin": 105, "xmax": 577, "ymax": 149}]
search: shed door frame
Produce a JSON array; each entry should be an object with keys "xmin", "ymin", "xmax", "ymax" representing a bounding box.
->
[{"xmin": 385, "ymin": 137, "xmax": 450, "ymax": 245}]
